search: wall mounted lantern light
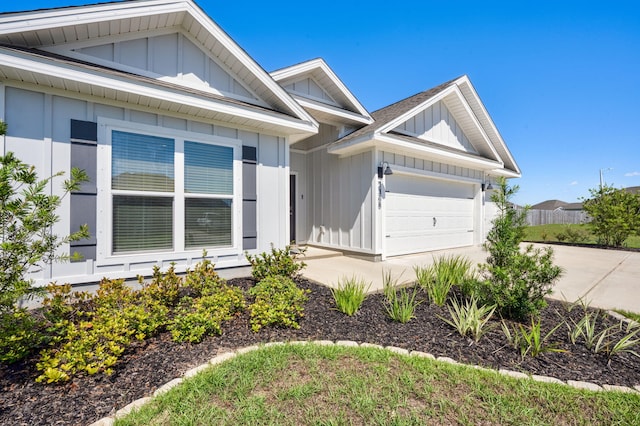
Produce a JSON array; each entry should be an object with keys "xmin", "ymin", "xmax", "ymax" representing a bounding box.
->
[
  {"xmin": 377, "ymin": 161, "xmax": 393, "ymax": 179},
  {"xmin": 481, "ymin": 182, "xmax": 494, "ymax": 192}
]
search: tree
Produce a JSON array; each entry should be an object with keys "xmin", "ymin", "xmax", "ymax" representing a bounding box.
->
[
  {"xmin": 0, "ymin": 145, "xmax": 90, "ymax": 313},
  {"xmin": 477, "ymin": 177, "xmax": 563, "ymax": 321},
  {"xmin": 581, "ymin": 185, "xmax": 640, "ymax": 247}
]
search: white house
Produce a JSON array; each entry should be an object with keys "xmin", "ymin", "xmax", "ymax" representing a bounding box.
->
[{"xmin": 0, "ymin": 0, "xmax": 520, "ymax": 286}]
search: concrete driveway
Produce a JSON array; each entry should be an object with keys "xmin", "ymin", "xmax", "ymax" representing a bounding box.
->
[{"xmin": 301, "ymin": 243, "xmax": 640, "ymax": 313}]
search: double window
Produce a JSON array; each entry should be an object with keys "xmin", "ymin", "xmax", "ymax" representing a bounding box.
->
[{"xmin": 108, "ymin": 128, "xmax": 236, "ymax": 256}]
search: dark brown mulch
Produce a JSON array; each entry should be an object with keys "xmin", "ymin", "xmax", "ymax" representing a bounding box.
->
[{"xmin": 2, "ymin": 277, "xmax": 639, "ymax": 426}]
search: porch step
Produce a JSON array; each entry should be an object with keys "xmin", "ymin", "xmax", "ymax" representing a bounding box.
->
[{"xmin": 297, "ymin": 246, "xmax": 344, "ymax": 260}]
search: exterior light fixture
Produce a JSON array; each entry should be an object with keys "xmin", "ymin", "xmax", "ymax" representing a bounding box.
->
[
  {"xmin": 482, "ymin": 182, "xmax": 493, "ymax": 192},
  {"xmin": 377, "ymin": 161, "xmax": 393, "ymax": 179}
]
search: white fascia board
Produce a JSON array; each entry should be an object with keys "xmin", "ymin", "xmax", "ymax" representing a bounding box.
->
[
  {"xmin": 0, "ymin": 0, "xmax": 317, "ymax": 128},
  {"xmin": 271, "ymin": 58, "xmax": 372, "ymax": 119},
  {"xmin": 182, "ymin": 2, "xmax": 318, "ymax": 127},
  {"xmin": 294, "ymin": 96, "xmax": 373, "ymax": 125},
  {"xmin": 456, "ymin": 76, "xmax": 521, "ymax": 174},
  {"xmin": 377, "ymin": 84, "xmax": 501, "ymax": 163},
  {"xmin": 329, "ymin": 132, "xmax": 503, "ymax": 170},
  {"xmin": 490, "ymin": 168, "xmax": 521, "ymax": 178},
  {"xmin": 374, "ymin": 134, "xmax": 503, "ymax": 170},
  {"xmin": 445, "ymin": 88, "xmax": 501, "ymax": 161},
  {"xmin": 0, "ymin": 0, "xmax": 187, "ymax": 34},
  {"xmin": 0, "ymin": 49, "xmax": 317, "ymax": 135},
  {"xmin": 327, "ymin": 132, "xmax": 376, "ymax": 155}
]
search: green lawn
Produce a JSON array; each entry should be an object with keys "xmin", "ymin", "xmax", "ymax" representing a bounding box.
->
[
  {"xmin": 115, "ymin": 343, "xmax": 640, "ymax": 426},
  {"xmin": 524, "ymin": 224, "xmax": 640, "ymax": 249}
]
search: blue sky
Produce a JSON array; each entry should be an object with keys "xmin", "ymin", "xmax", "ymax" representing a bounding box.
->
[{"xmin": 4, "ymin": 0, "xmax": 640, "ymax": 205}]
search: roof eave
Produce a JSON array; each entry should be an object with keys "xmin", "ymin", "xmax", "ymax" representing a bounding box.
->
[
  {"xmin": 271, "ymin": 58, "xmax": 372, "ymax": 120},
  {"xmin": 0, "ymin": 48, "xmax": 318, "ymax": 137},
  {"xmin": 329, "ymin": 133, "xmax": 504, "ymax": 171}
]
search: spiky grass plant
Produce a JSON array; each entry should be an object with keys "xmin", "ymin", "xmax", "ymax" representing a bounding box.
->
[
  {"xmin": 384, "ymin": 286, "xmax": 421, "ymax": 324},
  {"xmin": 416, "ymin": 255, "xmax": 472, "ymax": 306},
  {"xmin": 503, "ymin": 319, "xmax": 565, "ymax": 359},
  {"xmin": 331, "ymin": 276, "xmax": 370, "ymax": 316},
  {"xmin": 439, "ymin": 297, "xmax": 495, "ymax": 342}
]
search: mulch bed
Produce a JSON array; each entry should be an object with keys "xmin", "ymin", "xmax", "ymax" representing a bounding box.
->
[{"xmin": 2, "ymin": 277, "xmax": 639, "ymax": 426}]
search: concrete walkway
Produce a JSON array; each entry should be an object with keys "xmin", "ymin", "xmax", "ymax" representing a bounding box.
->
[{"xmin": 301, "ymin": 243, "xmax": 640, "ymax": 313}]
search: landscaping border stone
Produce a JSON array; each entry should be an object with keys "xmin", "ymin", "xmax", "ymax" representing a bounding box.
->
[{"xmin": 89, "ymin": 340, "xmax": 640, "ymax": 425}]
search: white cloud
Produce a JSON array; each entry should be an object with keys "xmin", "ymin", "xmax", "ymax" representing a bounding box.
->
[
  {"xmin": 569, "ymin": 181, "xmax": 578, "ymax": 186},
  {"xmin": 624, "ymin": 171, "xmax": 640, "ymax": 177}
]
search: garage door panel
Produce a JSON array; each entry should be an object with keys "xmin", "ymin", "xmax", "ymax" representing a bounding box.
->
[{"xmin": 384, "ymin": 177, "xmax": 475, "ymax": 256}]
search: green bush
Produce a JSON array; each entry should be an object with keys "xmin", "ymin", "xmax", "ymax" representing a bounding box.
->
[
  {"xmin": 36, "ymin": 278, "xmax": 169, "ymax": 383},
  {"xmin": 170, "ymin": 285, "xmax": 245, "ymax": 343},
  {"xmin": 555, "ymin": 225, "xmax": 589, "ymax": 243},
  {"xmin": 245, "ymin": 244, "xmax": 306, "ymax": 281},
  {"xmin": 248, "ymin": 275, "xmax": 309, "ymax": 332},
  {"xmin": 582, "ymin": 185, "xmax": 640, "ymax": 247},
  {"xmin": 0, "ymin": 309, "xmax": 43, "ymax": 363},
  {"xmin": 479, "ymin": 178, "xmax": 563, "ymax": 321},
  {"xmin": 140, "ymin": 264, "xmax": 184, "ymax": 307},
  {"xmin": 184, "ymin": 252, "xmax": 225, "ymax": 296},
  {"xmin": 331, "ymin": 276, "xmax": 369, "ymax": 316},
  {"xmin": 0, "ymin": 152, "xmax": 89, "ymax": 313}
]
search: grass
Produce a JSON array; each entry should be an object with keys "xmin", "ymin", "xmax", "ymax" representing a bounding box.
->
[
  {"xmin": 614, "ymin": 309, "xmax": 640, "ymax": 324},
  {"xmin": 331, "ymin": 276, "xmax": 370, "ymax": 316},
  {"xmin": 115, "ymin": 343, "xmax": 640, "ymax": 426},
  {"xmin": 524, "ymin": 224, "xmax": 640, "ymax": 249}
]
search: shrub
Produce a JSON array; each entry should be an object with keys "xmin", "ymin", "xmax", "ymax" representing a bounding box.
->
[
  {"xmin": 170, "ymin": 285, "xmax": 245, "ymax": 343},
  {"xmin": 582, "ymin": 184, "xmax": 640, "ymax": 247},
  {"xmin": 36, "ymin": 278, "xmax": 169, "ymax": 383},
  {"xmin": 248, "ymin": 275, "xmax": 309, "ymax": 332},
  {"xmin": 0, "ymin": 309, "xmax": 43, "ymax": 363},
  {"xmin": 555, "ymin": 225, "xmax": 589, "ymax": 243},
  {"xmin": 246, "ymin": 245, "xmax": 306, "ymax": 281},
  {"xmin": 140, "ymin": 264, "xmax": 184, "ymax": 307},
  {"xmin": 439, "ymin": 297, "xmax": 495, "ymax": 342},
  {"xmin": 0, "ymin": 152, "xmax": 89, "ymax": 313},
  {"xmin": 184, "ymin": 251, "xmax": 225, "ymax": 296},
  {"xmin": 331, "ymin": 276, "xmax": 370, "ymax": 316},
  {"xmin": 479, "ymin": 177, "xmax": 563, "ymax": 321}
]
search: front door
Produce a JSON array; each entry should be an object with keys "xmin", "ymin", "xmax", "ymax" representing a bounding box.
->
[{"xmin": 289, "ymin": 174, "xmax": 296, "ymax": 244}]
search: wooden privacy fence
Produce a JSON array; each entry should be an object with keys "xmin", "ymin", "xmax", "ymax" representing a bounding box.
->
[{"xmin": 518, "ymin": 208, "xmax": 590, "ymax": 226}]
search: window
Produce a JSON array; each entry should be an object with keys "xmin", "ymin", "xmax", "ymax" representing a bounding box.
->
[
  {"xmin": 107, "ymin": 128, "xmax": 236, "ymax": 256},
  {"xmin": 184, "ymin": 141, "xmax": 233, "ymax": 249}
]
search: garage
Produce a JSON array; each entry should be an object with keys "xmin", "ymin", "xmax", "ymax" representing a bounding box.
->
[{"xmin": 384, "ymin": 174, "xmax": 476, "ymax": 256}]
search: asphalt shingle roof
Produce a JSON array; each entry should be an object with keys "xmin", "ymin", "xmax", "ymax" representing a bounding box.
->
[{"xmin": 334, "ymin": 77, "xmax": 461, "ymax": 144}]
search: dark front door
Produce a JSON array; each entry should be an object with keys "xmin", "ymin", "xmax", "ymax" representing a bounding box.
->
[{"xmin": 289, "ymin": 174, "xmax": 296, "ymax": 243}]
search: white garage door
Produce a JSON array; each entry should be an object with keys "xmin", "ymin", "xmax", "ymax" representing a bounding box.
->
[{"xmin": 384, "ymin": 174, "xmax": 475, "ymax": 256}]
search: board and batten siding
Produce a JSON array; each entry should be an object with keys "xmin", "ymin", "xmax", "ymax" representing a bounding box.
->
[
  {"xmin": 75, "ymin": 32, "xmax": 256, "ymax": 101},
  {"xmin": 297, "ymin": 148, "xmax": 375, "ymax": 253},
  {"xmin": 380, "ymin": 151, "xmax": 484, "ymax": 181},
  {"xmin": 2, "ymin": 84, "xmax": 287, "ymax": 286},
  {"xmin": 393, "ymin": 100, "xmax": 476, "ymax": 153},
  {"xmin": 284, "ymin": 78, "xmax": 338, "ymax": 106}
]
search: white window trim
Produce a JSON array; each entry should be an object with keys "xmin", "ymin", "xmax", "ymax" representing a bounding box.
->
[{"xmin": 96, "ymin": 117, "xmax": 242, "ymax": 266}]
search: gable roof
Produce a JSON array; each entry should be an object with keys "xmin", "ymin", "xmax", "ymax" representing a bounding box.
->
[
  {"xmin": 271, "ymin": 58, "xmax": 373, "ymax": 126},
  {"xmin": 531, "ymin": 199, "xmax": 569, "ymax": 210},
  {"xmin": 0, "ymin": 0, "xmax": 318, "ymax": 139},
  {"xmin": 328, "ymin": 76, "xmax": 520, "ymax": 177}
]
